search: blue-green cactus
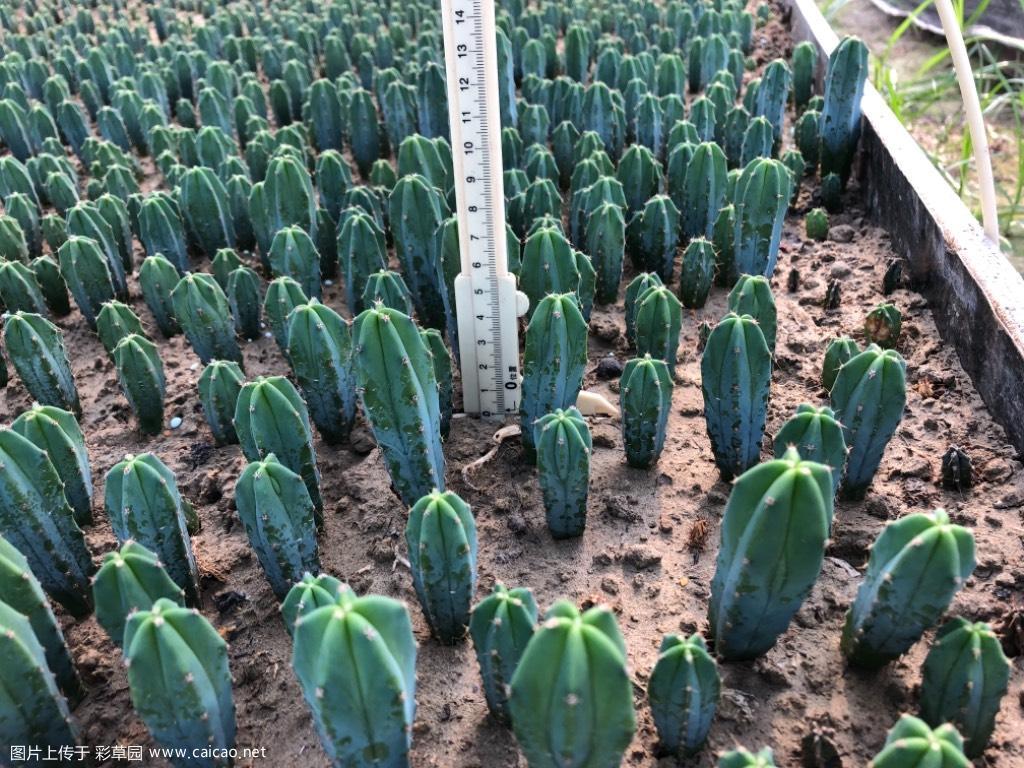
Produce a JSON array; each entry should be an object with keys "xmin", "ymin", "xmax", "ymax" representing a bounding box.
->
[
  {"xmin": 3, "ymin": 311, "xmax": 80, "ymax": 415},
  {"xmin": 57, "ymin": 235, "xmax": 117, "ymax": 329},
  {"xmin": 534, "ymin": 407, "xmax": 592, "ymax": 539},
  {"xmin": 138, "ymin": 255, "xmax": 182, "ymax": 338},
  {"xmin": 388, "ymin": 173, "xmax": 449, "ymax": 329},
  {"xmin": 822, "ymin": 336, "xmax": 859, "ymax": 392},
  {"xmin": 627, "ymin": 194, "xmax": 681, "ymax": 282},
  {"xmin": 732, "ymin": 158, "xmax": 790, "ymax": 278},
  {"xmin": 420, "ymin": 328, "xmax": 453, "ymax": 440},
  {"xmin": 197, "ymin": 360, "xmax": 244, "ymax": 446},
  {"xmin": 585, "ymin": 201, "xmax": 626, "ymax": 305},
  {"xmin": 338, "ymin": 208, "xmax": 387, "ymax": 313},
  {"xmin": 678, "ymin": 237, "xmax": 716, "ymax": 309},
  {"xmin": 633, "ymin": 284, "xmax": 683, "ymax": 370},
  {"xmin": 624, "ymin": 272, "xmax": 664, "ymax": 346},
  {"xmin": 869, "ymin": 715, "xmax": 969, "ymax": 768},
  {"xmin": 620, "ymin": 355, "xmax": 674, "ymax": 469},
  {"xmin": 820, "ymin": 36, "xmax": 869, "ymax": 184},
  {"xmin": 170, "ymin": 273, "xmax": 242, "ymax": 365},
  {"xmin": 727, "ymin": 274, "xmax": 777, "ymax": 352},
  {"xmin": 773, "ymin": 404, "xmax": 848, "ymax": 496},
  {"xmin": 648, "ymin": 633, "xmax": 720, "ymax": 757},
  {"xmin": 179, "ymin": 166, "xmax": 235, "ymax": 257},
  {"xmin": 719, "ymin": 747, "xmax": 778, "ymax": 767},
  {"xmin": 113, "ymin": 334, "xmax": 166, "ymax": 436},
  {"xmin": 227, "ymin": 266, "xmax": 262, "ymax": 341},
  {"xmin": 268, "ymin": 225, "xmax": 321, "ymax": 300},
  {"xmin": 263, "ymin": 276, "xmax": 308, "ymax": 352},
  {"xmin": 0, "ymin": 258, "xmax": 47, "ymax": 315},
  {"xmin": 679, "ymin": 141, "xmax": 728, "ymax": 242}
]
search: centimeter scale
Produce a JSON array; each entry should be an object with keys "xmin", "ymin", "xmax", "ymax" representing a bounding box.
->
[{"xmin": 440, "ymin": 0, "xmax": 529, "ymax": 419}]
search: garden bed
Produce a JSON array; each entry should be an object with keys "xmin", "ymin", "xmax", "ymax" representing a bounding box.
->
[{"xmin": 1, "ymin": 2, "xmax": 1022, "ymax": 767}]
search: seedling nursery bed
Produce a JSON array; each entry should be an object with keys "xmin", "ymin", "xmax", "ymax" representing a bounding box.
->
[{"xmin": 0, "ymin": 0, "xmax": 1021, "ymax": 766}]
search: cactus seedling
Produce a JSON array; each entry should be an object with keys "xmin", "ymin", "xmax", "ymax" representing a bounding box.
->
[
  {"xmin": 96, "ymin": 300, "xmax": 147, "ymax": 357},
  {"xmin": 406, "ymin": 490, "xmax": 477, "ymax": 644},
  {"xmin": 842, "ymin": 509, "xmax": 975, "ymax": 668},
  {"xmin": 235, "ymin": 454, "xmax": 320, "ymax": 600},
  {"xmin": 805, "ymin": 207, "xmax": 829, "ymax": 241},
  {"xmin": 678, "ymin": 238, "xmax": 716, "ymax": 309},
  {"xmin": 179, "ymin": 166, "xmax": 235, "ymax": 257},
  {"xmin": 719, "ymin": 747, "xmax": 778, "ymax": 767},
  {"xmin": 227, "ymin": 266, "xmax": 262, "ymax": 341},
  {"xmin": 57, "ymin": 235, "xmax": 117, "ymax": 329},
  {"xmin": 509, "ymin": 601, "xmax": 636, "ymax": 768},
  {"xmin": 138, "ymin": 255, "xmax": 182, "ymax": 338},
  {"xmin": 31, "ymin": 255, "xmax": 71, "ymax": 316},
  {"xmin": 534, "ymin": 408, "xmax": 592, "ymax": 539},
  {"xmin": 773, "ymin": 404, "xmax": 848, "ymax": 496},
  {"xmin": 123, "ymin": 599, "xmax": 236, "ymax": 767},
  {"xmin": 291, "ymin": 587, "xmax": 417, "ymax": 767},
  {"xmin": 263, "ymin": 276, "xmax": 308, "ymax": 352},
  {"xmin": 388, "ymin": 174, "xmax": 450, "ymax": 329},
  {"xmin": 338, "ymin": 209, "xmax": 387, "ymax": 313},
  {"xmin": 633, "ymin": 285, "xmax": 683, "ymax": 371},
  {"xmin": 732, "ymin": 158, "xmax": 790, "ymax": 278},
  {"xmin": 362, "ymin": 269, "xmax": 414, "ymax": 316},
  {"xmin": 620, "ymin": 355, "xmax": 673, "ymax": 469},
  {"xmin": 648, "ymin": 633, "xmax": 720, "ymax": 757},
  {"xmin": 820, "ymin": 36, "xmax": 869, "ymax": 184},
  {"xmin": 920, "ymin": 617, "xmax": 1010, "ymax": 758},
  {"xmin": 11, "ymin": 404, "xmax": 92, "ymax": 526},
  {"xmin": 280, "ymin": 572, "xmax": 345, "ymax": 636},
  {"xmin": 709, "ymin": 448, "xmax": 833, "ymax": 659},
  {"xmin": 701, "ymin": 314, "xmax": 772, "ymax": 480},
  {"xmin": 0, "ymin": 259, "xmax": 47, "ymax": 315},
  {"xmin": 268, "ymin": 226, "xmax": 322, "ymax": 301},
  {"xmin": 170, "ymin": 273, "xmax": 242, "ymax": 366},
  {"xmin": 92, "ymin": 540, "xmax": 185, "ymax": 646},
  {"xmin": 586, "ymin": 201, "xmax": 626, "ymax": 304},
  {"xmin": 624, "ymin": 272, "xmax": 664, "ymax": 346},
  {"xmin": 863, "ymin": 302, "xmax": 902, "ymax": 349},
  {"xmin": 520, "ymin": 294, "xmax": 588, "ymax": 457},
  {"xmin": 3, "ymin": 311, "xmax": 80, "ymax": 415},
  {"xmin": 113, "ymin": 334, "xmax": 166, "ymax": 435},
  {"xmin": 941, "ymin": 445, "xmax": 974, "ymax": 490},
  {"xmin": 868, "ymin": 715, "xmax": 969, "ymax": 768},
  {"xmin": 421, "ymin": 328, "xmax": 454, "ymax": 440},
  {"xmin": 105, "ymin": 453, "xmax": 200, "ymax": 606},
  {"xmin": 822, "ymin": 336, "xmax": 860, "ymax": 392},
  {"xmin": 680, "ymin": 142, "xmax": 728, "ymax": 241},
  {"xmin": 829, "ymin": 345, "xmax": 907, "ymax": 499},
  {"xmin": 627, "ymin": 194, "xmax": 681, "ymax": 283},
  {"xmin": 469, "ymin": 584, "xmax": 538, "ymax": 722},
  {"xmin": 198, "ymin": 360, "xmax": 244, "ymax": 446},
  {"xmin": 727, "ymin": 274, "xmax": 778, "ymax": 353}
]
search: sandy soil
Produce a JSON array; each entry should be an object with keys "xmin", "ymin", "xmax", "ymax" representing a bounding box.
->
[{"xmin": 1, "ymin": 13, "xmax": 1022, "ymax": 768}]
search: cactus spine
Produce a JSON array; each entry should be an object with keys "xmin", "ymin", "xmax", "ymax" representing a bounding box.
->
[
  {"xmin": 620, "ymin": 355, "xmax": 673, "ymax": 469},
  {"xmin": 469, "ymin": 584, "xmax": 538, "ymax": 722},
  {"xmin": 170, "ymin": 273, "xmax": 242, "ymax": 365},
  {"xmin": 648, "ymin": 633, "xmax": 720, "ymax": 757},
  {"xmin": 709, "ymin": 447, "xmax": 833, "ymax": 660},
  {"xmin": 534, "ymin": 408, "xmax": 592, "ymax": 539},
  {"xmin": 3, "ymin": 311, "xmax": 79, "ymax": 415}
]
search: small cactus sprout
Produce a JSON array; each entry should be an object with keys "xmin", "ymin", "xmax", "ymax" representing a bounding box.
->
[
  {"xmin": 235, "ymin": 454, "xmax": 320, "ymax": 600},
  {"xmin": 883, "ymin": 258, "xmax": 904, "ymax": 294},
  {"xmin": 680, "ymin": 141, "xmax": 728, "ymax": 242},
  {"xmin": 509, "ymin": 601, "xmax": 636, "ymax": 768},
  {"xmin": 842, "ymin": 509, "xmax": 975, "ymax": 668},
  {"xmin": 821, "ymin": 172, "xmax": 843, "ymax": 213},
  {"xmin": 0, "ymin": 600, "xmax": 78, "ymax": 752},
  {"xmin": 280, "ymin": 572, "xmax": 345, "ymax": 636},
  {"xmin": 263, "ymin": 276, "xmax": 308, "ymax": 352},
  {"xmin": 732, "ymin": 158, "xmax": 791, "ymax": 278},
  {"xmin": 92, "ymin": 540, "xmax": 185, "ymax": 647},
  {"xmin": 709, "ymin": 448, "xmax": 833, "ymax": 660},
  {"xmin": 586, "ymin": 201, "xmax": 626, "ymax": 304},
  {"xmin": 291, "ymin": 587, "xmax": 417, "ymax": 767},
  {"xmin": 626, "ymin": 194, "xmax": 681, "ymax": 283},
  {"xmin": 727, "ymin": 274, "xmax": 778, "ymax": 353},
  {"xmin": 421, "ymin": 328, "xmax": 454, "ymax": 440},
  {"xmin": 11, "ymin": 404, "xmax": 92, "ymax": 526},
  {"xmin": 520, "ymin": 294, "xmax": 589, "ymax": 456},
  {"xmin": 678, "ymin": 238, "xmax": 716, "ymax": 309},
  {"xmin": 198, "ymin": 360, "xmax": 244, "ymax": 445},
  {"xmin": 354, "ymin": 305, "xmax": 446, "ymax": 506},
  {"xmin": 805, "ymin": 208, "xmax": 829, "ymax": 241},
  {"xmin": 57, "ymin": 235, "xmax": 117, "ymax": 329},
  {"xmin": 0, "ymin": 259, "xmax": 47, "ymax": 315},
  {"xmin": 719, "ymin": 747, "xmax": 778, "ymax": 767},
  {"xmin": 3, "ymin": 311, "xmax": 80, "ymax": 415},
  {"xmin": 821, "ymin": 336, "xmax": 860, "ymax": 391},
  {"xmin": 829, "ymin": 345, "xmax": 907, "ymax": 499},
  {"xmin": 792, "ymin": 41, "xmax": 818, "ymax": 113},
  {"xmin": 863, "ymin": 302, "xmax": 902, "ymax": 349},
  {"xmin": 648, "ymin": 633, "xmax": 720, "ymax": 758},
  {"xmin": 227, "ymin": 266, "xmax": 262, "ymax": 341},
  {"xmin": 361, "ymin": 269, "xmax": 414, "ymax": 316},
  {"xmin": 406, "ymin": 490, "xmax": 477, "ymax": 644},
  {"xmin": 469, "ymin": 584, "xmax": 539, "ymax": 722},
  {"xmin": 868, "ymin": 715, "xmax": 969, "ymax": 768},
  {"xmin": 96, "ymin": 300, "xmax": 147, "ymax": 357},
  {"xmin": 170, "ymin": 273, "xmax": 242, "ymax": 365},
  {"xmin": 0, "ymin": 534, "xmax": 82, "ymax": 703},
  {"xmin": 123, "ymin": 599, "xmax": 236, "ymax": 767},
  {"xmin": 701, "ymin": 314, "xmax": 772, "ymax": 480},
  {"xmin": 113, "ymin": 335, "xmax": 165, "ymax": 435},
  {"xmin": 920, "ymin": 617, "xmax": 1011, "ymax": 758},
  {"xmin": 620, "ymin": 355, "xmax": 673, "ymax": 469},
  {"xmin": 268, "ymin": 226, "xmax": 322, "ymax": 300},
  {"xmin": 534, "ymin": 408, "xmax": 592, "ymax": 539},
  {"xmin": 820, "ymin": 36, "xmax": 869, "ymax": 184},
  {"xmin": 941, "ymin": 445, "xmax": 974, "ymax": 490},
  {"xmin": 234, "ymin": 376, "xmax": 322, "ymax": 519},
  {"xmin": 624, "ymin": 272, "xmax": 664, "ymax": 346},
  {"xmin": 286, "ymin": 301, "xmax": 357, "ymax": 445},
  {"xmin": 138, "ymin": 255, "xmax": 182, "ymax": 338},
  {"xmin": 179, "ymin": 166, "xmax": 235, "ymax": 257},
  {"xmin": 30, "ymin": 255, "xmax": 71, "ymax": 316},
  {"xmin": 773, "ymin": 404, "xmax": 848, "ymax": 496},
  {"xmin": 633, "ymin": 285, "xmax": 683, "ymax": 370},
  {"xmin": 105, "ymin": 453, "xmax": 200, "ymax": 606}
]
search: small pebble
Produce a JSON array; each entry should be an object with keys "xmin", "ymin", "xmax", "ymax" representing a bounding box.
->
[
  {"xmin": 324, "ymin": 279, "xmax": 333, "ymax": 286},
  {"xmin": 169, "ymin": 416, "xmax": 183, "ymax": 429},
  {"xmin": 189, "ymin": 362, "xmax": 198, "ymax": 370},
  {"xmin": 264, "ymin": 331, "xmax": 274, "ymax": 339}
]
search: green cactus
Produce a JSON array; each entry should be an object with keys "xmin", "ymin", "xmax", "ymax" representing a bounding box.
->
[
  {"xmin": 469, "ymin": 583, "xmax": 538, "ymax": 722},
  {"xmin": 773, "ymin": 404, "xmax": 848, "ymax": 496},
  {"xmin": 820, "ymin": 36, "xmax": 869, "ymax": 184},
  {"xmin": 197, "ymin": 360, "xmax": 244, "ymax": 446},
  {"xmin": 624, "ymin": 272, "xmax": 664, "ymax": 346},
  {"xmin": 710, "ymin": 447, "xmax": 833, "ymax": 660},
  {"xmin": 388, "ymin": 173, "xmax": 449, "ymax": 329},
  {"xmin": 263, "ymin": 276, "xmax": 308, "ymax": 352},
  {"xmin": 57, "ymin": 235, "xmax": 117, "ymax": 329},
  {"xmin": 286, "ymin": 300, "xmax": 357, "ymax": 445},
  {"xmin": 633, "ymin": 284, "xmax": 683, "ymax": 370},
  {"xmin": 920, "ymin": 617, "xmax": 1010, "ymax": 758},
  {"xmin": 235, "ymin": 453, "xmax": 320, "ymax": 600},
  {"xmin": 361, "ymin": 270, "xmax": 414, "ymax": 316},
  {"xmin": 723, "ymin": 106, "xmax": 751, "ymax": 169},
  {"xmin": 0, "ymin": 534, "xmax": 82, "ymax": 703},
  {"xmin": 822, "ymin": 336, "xmax": 859, "ymax": 392},
  {"xmin": 842, "ymin": 509, "xmax": 975, "ymax": 668},
  {"xmin": 3, "ymin": 311, "xmax": 80, "ymax": 414},
  {"xmin": 280, "ymin": 572, "xmax": 344, "ymax": 636},
  {"xmin": 864, "ymin": 302, "xmax": 902, "ymax": 349},
  {"xmin": 123, "ymin": 598, "xmax": 236, "ymax": 767},
  {"xmin": 678, "ymin": 237, "xmax": 716, "ymax": 309},
  {"xmin": 170, "ymin": 272, "xmax": 242, "ymax": 365},
  {"xmin": 520, "ymin": 294, "xmax": 589, "ymax": 456},
  {"xmin": 509, "ymin": 600, "xmax": 636, "ymax": 768},
  {"xmin": 627, "ymin": 194, "xmax": 681, "ymax": 282},
  {"xmin": 727, "ymin": 274, "xmax": 777, "ymax": 352},
  {"xmin": 92, "ymin": 540, "xmax": 185, "ymax": 646},
  {"xmin": 96, "ymin": 300, "xmax": 147, "ymax": 356},
  {"xmin": 0, "ymin": 258, "xmax": 47, "ymax": 315},
  {"xmin": 113, "ymin": 334, "xmax": 166, "ymax": 436},
  {"xmin": 534, "ymin": 407, "xmax": 592, "ymax": 539},
  {"xmin": 792, "ymin": 41, "xmax": 817, "ymax": 113},
  {"xmin": 11, "ymin": 404, "xmax": 91, "ymax": 526},
  {"xmin": 733, "ymin": 158, "xmax": 790, "ymax": 278},
  {"xmin": 794, "ymin": 109, "xmax": 821, "ymax": 171},
  {"xmin": 719, "ymin": 747, "xmax": 777, "ymax": 767},
  {"xmin": 105, "ymin": 453, "xmax": 200, "ymax": 605},
  {"xmin": 41, "ymin": 215, "xmax": 69, "ymax": 254},
  {"xmin": 179, "ymin": 166, "xmax": 235, "ymax": 257},
  {"xmin": 234, "ymin": 376, "xmax": 323, "ymax": 519},
  {"xmin": 226, "ymin": 266, "xmax": 262, "ymax": 341},
  {"xmin": 701, "ymin": 313, "xmax": 772, "ymax": 479},
  {"xmin": 0, "ymin": 600, "xmax": 78, "ymax": 752},
  {"xmin": 805, "ymin": 207, "xmax": 829, "ymax": 241},
  {"xmin": 0, "ymin": 213, "xmax": 29, "ymax": 262},
  {"xmin": 680, "ymin": 141, "xmax": 728, "ymax": 241},
  {"xmin": 586, "ymin": 201, "xmax": 626, "ymax": 304},
  {"xmin": 337, "ymin": 208, "xmax": 387, "ymax": 313},
  {"xmin": 752, "ymin": 58, "xmax": 791, "ymax": 149},
  {"xmin": 617, "ymin": 144, "xmax": 663, "ymax": 218},
  {"xmin": 421, "ymin": 328, "xmax": 453, "ymax": 440},
  {"xmin": 620, "ymin": 355, "xmax": 674, "ymax": 469},
  {"xmin": 138, "ymin": 254, "xmax": 182, "ymax": 337},
  {"xmin": 519, "ymin": 226, "xmax": 586, "ymax": 318},
  {"xmin": 869, "ymin": 716, "xmax": 969, "ymax": 768},
  {"xmin": 211, "ymin": 249, "xmax": 242, "ymax": 291},
  {"xmin": 268, "ymin": 226, "xmax": 321, "ymax": 300},
  {"xmin": 354, "ymin": 305, "xmax": 445, "ymax": 505},
  {"xmin": 829, "ymin": 345, "xmax": 907, "ymax": 499},
  {"xmin": 648, "ymin": 633, "xmax": 720, "ymax": 757}
]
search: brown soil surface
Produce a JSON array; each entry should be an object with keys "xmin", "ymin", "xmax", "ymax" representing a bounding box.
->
[{"xmin": 2, "ymin": 13, "xmax": 1022, "ymax": 768}]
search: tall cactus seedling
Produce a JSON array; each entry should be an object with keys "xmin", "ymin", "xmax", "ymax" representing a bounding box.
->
[
  {"xmin": 648, "ymin": 633, "xmax": 720, "ymax": 757},
  {"xmin": 842, "ymin": 509, "xmax": 975, "ymax": 668},
  {"xmin": 113, "ymin": 334, "xmax": 166, "ymax": 435},
  {"xmin": 709, "ymin": 448, "xmax": 833, "ymax": 660},
  {"xmin": 534, "ymin": 408, "xmax": 592, "ymax": 539},
  {"xmin": 732, "ymin": 158, "xmax": 790, "ymax": 279},
  {"xmin": 773, "ymin": 404, "xmax": 848, "ymax": 497},
  {"xmin": 620, "ymin": 355, "xmax": 673, "ymax": 469},
  {"xmin": 820, "ymin": 36, "xmax": 869, "ymax": 184},
  {"xmin": 727, "ymin": 274, "xmax": 777, "ymax": 353},
  {"xmin": 388, "ymin": 174, "xmax": 449, "ymax": 329},
  {"xmin": 123, "ymin": 599, "xmax": 236, "ymax": 768},
  {"xmin": 406, "ymin": 490, "xmax": 477, "ymax": 644},
  {"xmin": 355, "ymin": 305, "xmax": 445, "ymax": 506},
  {"xmin": 469, "ymin": 584, "xmax": 538, "ymax": 722},
  {"xmin": 198, "ymin": 360, "xmax": 244, "ymax": 445},
  {"xmin": 138, "ymin": 255, "xmax": 182, "ymax": 338},
  {"xmin": 633, "ymin": 285, "xmax": 683, "ymax": 371},
  {"xmin": 280, "ymin": 572, "xmax": 345, "ymax": 636},
  {"xmin": 291, "ymin": 587, "xmax": 417, "ymax": 767},
  {"xmin": 170, "ymin": 273, "xmax": 242, "ymax": 365},
  {"xmin": 701, "ymin": 313, "xmax": 772, "ymax": 480},
  {"xmin": 509, "ymin": 601, "xmax": 636, "ymax": 768}
]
